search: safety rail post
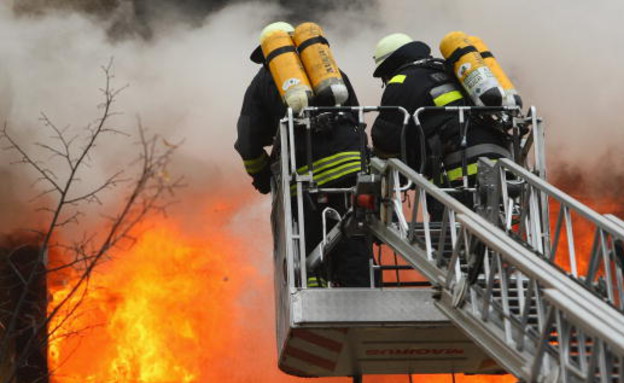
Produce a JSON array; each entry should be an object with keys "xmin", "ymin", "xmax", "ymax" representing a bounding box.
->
[
  {"xmin": 358, "ymin": 107, "xmax": 368, "ymax": 174},
  {"xmin": 529, "ymin": 186, "xmax": 546, "ymax": 255},
  {"xmin": 531, "ymin": 106, "xmax": 547, "ymax": 180},
  {"xmin": 278, "ymin": 111, "xmax": 297, "ymax": 289},
  {"xmin": 286, "ymin": 108, "xmax": 309, "ymax": 288},
  {"xmin": 528, "ymin": 107, "xmax": 552, "ymax": 257}
]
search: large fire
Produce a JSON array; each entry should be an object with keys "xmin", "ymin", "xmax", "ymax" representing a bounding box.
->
[
  {"xmin": 44, "ymin": 193, "xmax": 515, "ymax": 383},
  {"xmin": 47, "ymin": 195, "xmax": 260, "ymax": 382}
]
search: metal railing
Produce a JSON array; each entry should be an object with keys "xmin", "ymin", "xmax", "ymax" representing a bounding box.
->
[
  {"xmin": 495, "ymin": 158, "xmax": 624, "ymax": 312},
  {"xmin": 369, "ymin": 156, "xmax": 624, "ymax": 382},
  {"xmin": 272, "ymin": 104, "xmax": 624, "ymax": 381},
  {"xmin": 273, "ymin": 106, "xmax": 410, "ymax": 289}
]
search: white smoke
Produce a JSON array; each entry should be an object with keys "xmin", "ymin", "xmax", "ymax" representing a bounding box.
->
[
  {"xmin": 1, "ymin": 0, "xmax": 623, "ymax": 235},
  {"xmin": 0, "ymin": 2, "xmax": 281, "ymax": 233},
  {"xmin": 362, "ymin": 0, "xmax": 624, "ymax": 172}
]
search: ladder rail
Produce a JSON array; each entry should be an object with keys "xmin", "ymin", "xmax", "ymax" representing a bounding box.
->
[
  {"xmin": 497, "ymin": 158, "xmax": 624, "ymax": 310},
  {"xmin": 369, "ymin": 156, "xmax": 624, "ymax": 382}
]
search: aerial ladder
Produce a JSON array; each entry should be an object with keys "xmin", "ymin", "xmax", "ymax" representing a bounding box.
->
[{"xmin": 271, "ymin": 105, "xmax": 624, "ymax": 382}]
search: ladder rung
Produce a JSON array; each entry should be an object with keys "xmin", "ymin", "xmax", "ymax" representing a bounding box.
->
[{"xmin": 381, "ymin": 281, "xmax": 433, "ymax": 287}]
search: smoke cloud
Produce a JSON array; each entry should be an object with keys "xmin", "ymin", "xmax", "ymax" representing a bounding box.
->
[
  {"xmin": 367, "ymin": 1, "xmax": 624, "ymax": 173},
  {"xmin": 0, "ymin": 1, "xmax": 622, "ymax": 381},
  {"xmin": 370, "ymin": 0, "xmax": 624, "ymax": 206},
  {"xmin": 2, "ymin": 0, "xmax": 624, "ymax": 232},
  {"xmin": 0, "ymin": 1, "xmax": 279, "ymax": 234}
]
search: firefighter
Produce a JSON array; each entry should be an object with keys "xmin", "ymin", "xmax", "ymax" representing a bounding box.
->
[
  {"xmin": 370, "ymin": 33, "xmax": 511, "ymax": 193},
  {"xmin": 371, "ymin": 33, "xmax": 513, "ymax": 285},
  {"xmin": 235, "ymin": 22, "xmax": 371, "ymax": 287}
]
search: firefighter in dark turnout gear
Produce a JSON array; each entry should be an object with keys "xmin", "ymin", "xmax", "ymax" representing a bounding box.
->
[
  {"xmin": 371, "ymin": 33, "xmax": 511, "ymax": 190},
  {"xmin": 235, "ymin": 22, "xmax": 371, "ymax": 287},
  {"xmin": 372, "ymin": 33, "xmax": 512, "ymax": 285}
]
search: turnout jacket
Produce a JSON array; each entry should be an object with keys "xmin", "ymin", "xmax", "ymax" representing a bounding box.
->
[
  {"xmin": 371, "ymin": 42, "xmax": 510, "ymax": 183},
  {"xmin": 235, "ymin": 66, "xmax": 363, "ymax": 193}
]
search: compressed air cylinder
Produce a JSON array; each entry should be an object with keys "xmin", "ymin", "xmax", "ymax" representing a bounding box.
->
[
  {"xmin": 293, "ymin": 22, "xmax": 349, "ymax": 106},
  {"xmin": 260, "ymin": 29, "xmax": 313, "ymax": 113},
  {"xmin": 440, "ymin": 31, "xmax": 504, "ymax": 106},
  {"xmin": 469, "ymin": 36, "xmax": 523, "ymax": 108}
]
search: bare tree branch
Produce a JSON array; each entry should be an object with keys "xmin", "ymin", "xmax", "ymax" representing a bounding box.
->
[
  {"xmin": 0, "ymin": 58, "xmax": 182, "ymax": 383},
  {"xmin": 2, "ymin": 125, "xmax": 63, "ymax": 194},
  {"xmin": 64, "ymin": 170, "xmax": 127, "ymax": 205}
]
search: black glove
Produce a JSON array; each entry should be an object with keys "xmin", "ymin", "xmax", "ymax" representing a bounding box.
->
[{"xmin": 251, "ymin": 165, "xmax": 272, "ymax": 194}]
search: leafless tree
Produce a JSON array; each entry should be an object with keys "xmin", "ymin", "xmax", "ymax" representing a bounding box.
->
[{"xmin": 0, "ymin": 60, "xmax": 183, "ymax": 383}]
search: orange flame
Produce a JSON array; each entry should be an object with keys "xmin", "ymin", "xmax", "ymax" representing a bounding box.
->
[
  {"xmin": 48, "ymin": 196, "xmax": 250, "ymax": 382},
  {"xmin": 47, "ymin": 194, "xmax": 515, "ymax": 382},
  {"xmin": 548, "ymin": 194, "xmax": 624, "ymax": 277}
]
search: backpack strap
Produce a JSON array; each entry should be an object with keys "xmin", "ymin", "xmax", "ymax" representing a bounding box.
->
[
  {"xmin": 426, "ymin": 134, "xmax": 444, "ymax": 186},
  {"xmin": 394, "ymin": 57, "xmax": 448, "ymax": 74}
]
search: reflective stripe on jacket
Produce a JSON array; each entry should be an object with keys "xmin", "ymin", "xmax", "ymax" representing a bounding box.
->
[{"xmin": 291, "ymin": 151, "xmax": 362, "ymax": 192}]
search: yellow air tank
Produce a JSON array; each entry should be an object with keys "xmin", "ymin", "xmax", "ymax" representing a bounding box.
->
[
  {"xmin": 469, "ymin": 35, "xmax": 523, "ymax": 108},
  {"xmin": 260, "ymin": 29, "xmax": 313, "ymax": 113},
  {"xmin": 440, "ymin": 31, "xmax": 504, "ymax": 107},
  {"xmin": 293, "ymin": 22, "xmax": 349, "ymax": 106}
]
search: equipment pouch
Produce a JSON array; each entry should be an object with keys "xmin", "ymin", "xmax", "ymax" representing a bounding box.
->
[{"xmin": 310, "ymin": 112, "xmax": 336, "ymax": 134}]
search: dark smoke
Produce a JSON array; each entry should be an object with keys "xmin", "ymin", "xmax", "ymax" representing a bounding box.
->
[
  {"xmin": 551, "ymin": 150, "xmax": 624, "ymax": 217},
  {"xmin": 14, "ymin": 0, "xmax": 377, "ymax": 40}
]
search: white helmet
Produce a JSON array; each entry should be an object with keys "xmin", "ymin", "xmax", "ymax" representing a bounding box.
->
[
  {"xmin": 259, "ymin": 21, "xmax": 295, "ymax": 43},
  {"xmin": 373, "ymin": 33, "xmax": 413, "ymax": 74}
]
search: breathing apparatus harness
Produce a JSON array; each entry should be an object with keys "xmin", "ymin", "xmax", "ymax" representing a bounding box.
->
[{"xmin": 395, "ymin": 58, "xmax": 514, "ymax": 189}]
